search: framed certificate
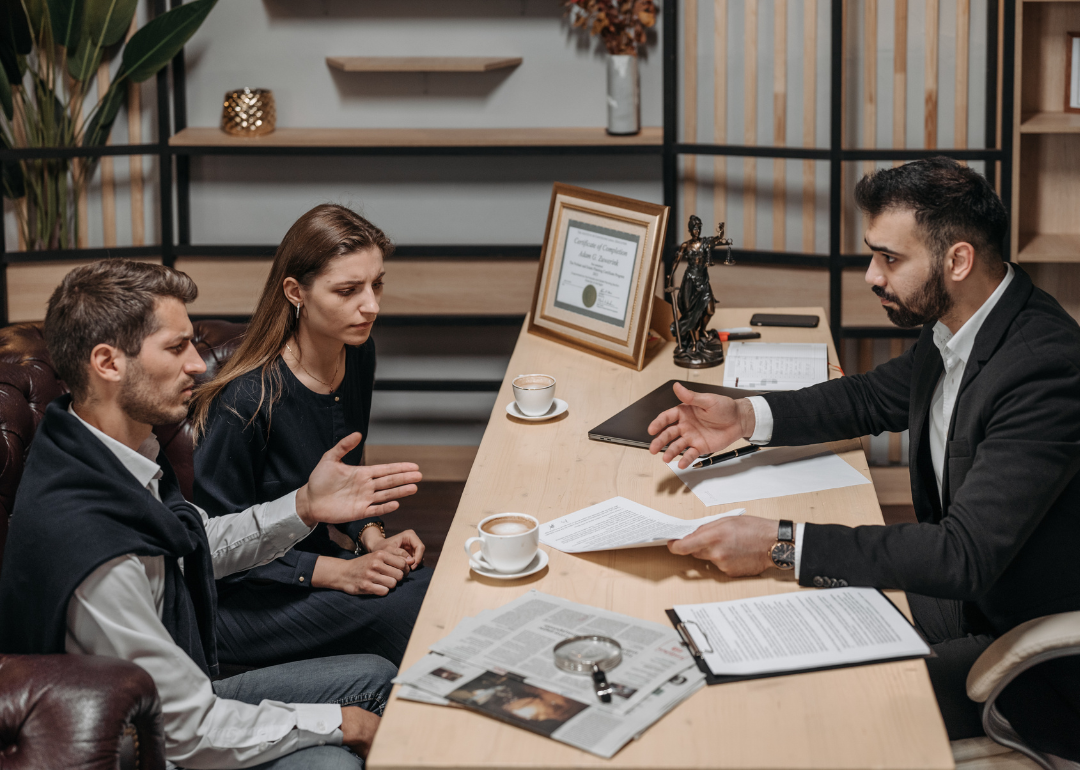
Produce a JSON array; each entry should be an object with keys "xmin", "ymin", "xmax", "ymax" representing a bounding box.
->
[
  {"xmin": 1068, "ymin": 32, "xmax": 1080, "ymax": 113},
  {"xmin": 529, "ymin": 184, "xmax": 669, "ymax": 370}
]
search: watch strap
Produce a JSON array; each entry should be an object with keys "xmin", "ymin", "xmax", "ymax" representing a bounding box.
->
[{"xmin": 777, "ymin": 519, "xmax": 794, "ymax": 543}]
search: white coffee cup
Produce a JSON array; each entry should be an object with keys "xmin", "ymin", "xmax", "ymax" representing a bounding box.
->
[
  {"xmin": 512, "ymin": 374, "xmax": 556, "ymax": 416},
  {"xmin": 464, "ymin": 513, "xmax": 540, "ymax": 574}
]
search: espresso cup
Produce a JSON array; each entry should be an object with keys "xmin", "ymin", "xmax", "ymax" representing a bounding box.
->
[
  {"xmin": 464, "ymin": 513, "xmax": 540, "ymax": 574},
  {"xmin": 512, "ymin": 374, "xmax": 556, "ymax": 416}
]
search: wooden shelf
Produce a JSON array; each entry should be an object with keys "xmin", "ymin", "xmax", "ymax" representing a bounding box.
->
[
  {"xmin": 327, "ymin": 56, "xmax": 522, "ymax": 73},
  {"xmin": 169, "ymin": 127, "xmax": 664, "ymax": 149},
  {"xmin": 1017, "ymin": 233, "xmax": 1080, "ymax": 262},
  {"xmin": 1020, "ymin": 111, "xmax": 1080, "ymax": 133}
]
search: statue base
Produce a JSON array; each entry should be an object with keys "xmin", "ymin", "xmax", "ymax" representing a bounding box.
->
[{"xmin": 673, "ymin": 346, "xmax": 724, "ymax": 369}]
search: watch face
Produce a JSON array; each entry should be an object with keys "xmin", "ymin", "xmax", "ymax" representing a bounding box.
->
[{"xmin": 770, "ymin": 541, "xmax": 796, "ymax": 570}]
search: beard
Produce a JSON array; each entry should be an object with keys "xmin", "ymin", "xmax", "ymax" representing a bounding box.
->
[
  {"xmin": 118, "ymin": 358, "xmax": 194, "ymax": 426},
  {"xmin": 872, "ymin": 258, "xmax": 953, "ymax": 328}
]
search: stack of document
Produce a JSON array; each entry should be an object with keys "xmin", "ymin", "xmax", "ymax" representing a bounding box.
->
[
  {"xmin": 722, "ymin": 342, "xmax": 829, "ymax": 391},
  {"xmin": 394, "ymin": 591, "xmax": 705, "ymax": 758}
]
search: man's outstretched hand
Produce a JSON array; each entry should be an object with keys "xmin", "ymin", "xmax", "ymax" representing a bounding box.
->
[
  {"xmin": 647, "ymin": 382, "xmax": 757, "ymax": 468},
  {"xmin": 296, "ymin": 433, "xmax": 422, "ymax": 527}
]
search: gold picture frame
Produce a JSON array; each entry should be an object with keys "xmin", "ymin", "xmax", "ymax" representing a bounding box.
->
[{"xmin": 528, "ymin": 183, "xmax": 669, "ymax": 370}]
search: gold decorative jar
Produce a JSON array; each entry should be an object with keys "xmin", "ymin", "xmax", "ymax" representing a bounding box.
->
[{"xmin": 221, "ymin": 88, "xmax": 276, "ymax": 136}]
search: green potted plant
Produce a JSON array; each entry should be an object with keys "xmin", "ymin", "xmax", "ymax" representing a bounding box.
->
[
  {"xmin": 562, "ymin": 0, "xmax": 658, "ymax": 135},
  {"xmin": 0, "ymin": 0, "xmax": 217, "ymax": 251}
]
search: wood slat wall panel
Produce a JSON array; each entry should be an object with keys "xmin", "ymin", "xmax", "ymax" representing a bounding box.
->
[
  {"xmin": 714, "ymin": 0, "xmax": 728, "ymax": 231},
  {"xmin": 802, "ymin": 0, "xmax": 817, "ymax": 252},
  {"xmin": 6, "ymin": 258, "xmax": 163, "ymax": 323},
  {"xmin": 925, "ymin": 0, "xmax": 940, "ymax": 148},
  {"xmin": 743, "ymin": 0, "xmax": 758, "ymax": 249},
  {"xmin": 683, "ymin": 0, "xmax": 699, "ymax": 226},
  {"xmin": 772, "ymin": 0, "xmax": 787, "ymax": 250}
]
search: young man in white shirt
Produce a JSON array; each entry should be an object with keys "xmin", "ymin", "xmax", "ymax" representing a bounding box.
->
[{"xmin": 0, "ymin": 259, "xmax": 424, "ymax": 769}]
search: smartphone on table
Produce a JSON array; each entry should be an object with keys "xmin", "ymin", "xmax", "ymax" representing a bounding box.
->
[{"xmin": 749, "ymin": 313, "xmax": 820, "ymax": 328}]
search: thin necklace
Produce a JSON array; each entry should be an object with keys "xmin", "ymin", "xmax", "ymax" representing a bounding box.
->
[{"xmin": 284, "ymin": 342, "xmax": 342, "ymax": 392}]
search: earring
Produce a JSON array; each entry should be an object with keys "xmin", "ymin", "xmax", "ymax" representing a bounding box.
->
[{"xmin": 295, "ymin": 303, "xmax": 300, "ymax": 319}]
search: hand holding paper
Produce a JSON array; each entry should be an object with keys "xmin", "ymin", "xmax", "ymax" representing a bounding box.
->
[{"xmin": 539, "ymin": 496, "xmax": 744, "ymax": 554}]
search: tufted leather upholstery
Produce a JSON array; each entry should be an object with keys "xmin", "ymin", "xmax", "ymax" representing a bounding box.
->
[
  {"xmin": 0, "ymin": 654, "xmax": 166, "ymax": 770},
  {"xmin": 0, "ymin": 319, "xmax": 246, "ymax": 770}
]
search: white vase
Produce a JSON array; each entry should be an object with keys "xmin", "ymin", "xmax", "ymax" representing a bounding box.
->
[{"xmin": 606, "ymin": 54, "xmax": 640, "ymax": 135}]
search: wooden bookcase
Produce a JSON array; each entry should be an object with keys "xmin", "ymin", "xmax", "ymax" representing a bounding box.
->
[{"xmin": 1013, "ymin": 0, "xmax": 1080, "ymax": 263}]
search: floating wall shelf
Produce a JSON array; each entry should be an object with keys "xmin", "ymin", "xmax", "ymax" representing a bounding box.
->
[
  {"xmin": 169, "ymin": 127, "xmax": 663, "ymax": 150},
  {"xmin": 1019, "ymin": 112, "xmax": 1080, "ymax": 134},
  {"xmin": 326, "ymin": 56, "xmax": 523, "ymax": 73}
]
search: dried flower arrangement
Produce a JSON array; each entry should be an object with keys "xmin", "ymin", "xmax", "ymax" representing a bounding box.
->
[{"xmin": 562, "ymin": 0, "xmax": 659, "ymax": 56}]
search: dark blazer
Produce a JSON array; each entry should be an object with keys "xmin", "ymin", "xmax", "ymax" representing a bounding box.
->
[{"xmin": 763, "ymin": 264, "xmax": 1080, "ymax": 635}]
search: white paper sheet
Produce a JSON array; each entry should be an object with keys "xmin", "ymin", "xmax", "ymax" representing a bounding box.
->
[
  {"xmin": 669, "ymin": 445, "xmax": 871, "ymax": 506},
  {"xmin": 722, "ymin": 342, "xmax": 828, "ymax": 391},
  {"xmin": 539, "ymin": 496, "xmax": 744, "ymax": 553},
  {"xmin": 673, "ymin": 587, "xmax": 930, "ymax": 677}
]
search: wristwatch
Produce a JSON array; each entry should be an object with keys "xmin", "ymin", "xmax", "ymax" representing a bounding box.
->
[{"xmin": 769, "ymin": 520, "xmax": 796, "ymax": 570}]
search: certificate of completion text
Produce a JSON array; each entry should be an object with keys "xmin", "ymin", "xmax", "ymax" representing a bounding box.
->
[{"xmin": 554, "ymin": 220, "xmax": 640, "ymax": 327}]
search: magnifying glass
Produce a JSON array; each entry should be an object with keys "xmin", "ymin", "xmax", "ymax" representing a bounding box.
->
[{"xmin": 553, "ymin": 635, "xmax": 622, "ymax": 703}]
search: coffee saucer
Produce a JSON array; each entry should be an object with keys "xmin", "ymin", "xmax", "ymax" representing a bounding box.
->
[
  {"xmin": 506, "ymin": 399, "xmax": 568, "ymax": 422},
  {"xmin": 469, "ymin": 549, "xmax": 549, "ymax": 580}
]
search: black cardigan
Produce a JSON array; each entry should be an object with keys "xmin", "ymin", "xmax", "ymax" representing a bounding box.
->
[{"xmin": 193, "ymin": 341, "xmax": 378, "ymax": 591}]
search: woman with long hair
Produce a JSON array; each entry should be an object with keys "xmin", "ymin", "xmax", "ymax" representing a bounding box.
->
[{"xmin": 190, "ymin": 204, "xmax": 430, "ymax": 668}]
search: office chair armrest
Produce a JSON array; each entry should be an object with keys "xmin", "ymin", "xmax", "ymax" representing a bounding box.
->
[{"xmin": 967, "ymin": 611, "xmax": 1080, "ymax": 703}]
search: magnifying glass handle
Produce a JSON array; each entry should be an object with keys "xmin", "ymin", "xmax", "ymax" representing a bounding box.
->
[{"xmin": 592, "ymin": 665, "xmax": 613, "ymax": 703}]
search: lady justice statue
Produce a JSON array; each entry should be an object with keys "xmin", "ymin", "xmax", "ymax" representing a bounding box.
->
[{"xmin": 665, "ymin": 215, "xmax": 735, "ymax": 368}]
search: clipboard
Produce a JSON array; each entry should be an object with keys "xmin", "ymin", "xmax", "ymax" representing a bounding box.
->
[{"xmin": 665, "ymin": 589, "xmax": 934, "ymax": 686}]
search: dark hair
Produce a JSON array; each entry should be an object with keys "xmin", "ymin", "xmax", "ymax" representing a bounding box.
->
[
  {"xmin": 853, "ymin": 157, "xmax": 1008, "ymax": 265},
  {"xmin": 44, "ymin": 259, "xmax": 199, "ymax": 400},
  {"xmin": 190, "ymin": 203, "xmax": 393, "ymax": 439}
]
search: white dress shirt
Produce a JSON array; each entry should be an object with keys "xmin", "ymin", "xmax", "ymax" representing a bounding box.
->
[
  {"xmin": 64, "ymin": 408, "xmax": 344, "ymax": 769},
  {"xmin": 745, "ymin": 264, "xmax": 1014, "ymax": 579}
]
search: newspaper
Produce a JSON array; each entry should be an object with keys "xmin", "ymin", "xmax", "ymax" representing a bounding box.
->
[
  {"xmin": 539, "ymin": 496, "xmax": 744, "ymax": 553},
  {"xmin": 394, "ymin": 591, "xmax": 704, "ymax": 758},
  {"xmin": 426, "ymin": 591, "xmax": 694, "ymax": 715}
]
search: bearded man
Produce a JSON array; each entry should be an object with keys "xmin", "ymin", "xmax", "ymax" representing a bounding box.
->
[
  {"xmin": 647, "ymin": 158, "xmax": 1080, "ymax": 760},
  {"xmin": 0, "ymin": 259, "xmax": 424, "ymax": 769}
]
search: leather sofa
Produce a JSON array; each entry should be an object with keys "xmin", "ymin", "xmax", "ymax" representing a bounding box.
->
[{"xmin": 0, "ymin": 320, "xmax": 245, "ymax": 770}]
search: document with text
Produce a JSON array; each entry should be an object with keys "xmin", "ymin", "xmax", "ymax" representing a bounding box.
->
[
  {"xmin": 722, "ymin": 342, "xmax": 828, "ymax": 391},
  {"xmin": 539, "ymin": 496, "xmax": 744, "ymax": 553},
  {"xmin": 669, "ymin": 587, "xmax": 930, "ymax": 682}
]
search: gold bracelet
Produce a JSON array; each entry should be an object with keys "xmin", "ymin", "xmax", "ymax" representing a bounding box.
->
[{"xmin": 355, "ymin": 521, "xmax": 386, "ymax": 555}]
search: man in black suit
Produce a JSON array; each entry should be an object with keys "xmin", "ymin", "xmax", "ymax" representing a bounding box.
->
[{"xmin": 648, "ymin": 158, "xmax": 1080, "ymax": 758}]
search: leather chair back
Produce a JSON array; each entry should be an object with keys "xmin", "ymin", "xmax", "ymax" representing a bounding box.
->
[{"xmin": 0, "ymin": 320, "xmax": 247, "ymax": 574}]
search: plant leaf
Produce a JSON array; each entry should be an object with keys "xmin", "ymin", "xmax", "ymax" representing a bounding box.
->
[
  {"xmin": 0, "ymin": 55, "xmax": 12, "ymax": 119},
  {"xmin": 67, "ymin": 25, "xmax": 103, "ymax": 81},
  {"xmin": 0, "ymin": 0, "xmax": 32, "ymax": 83},
  {"xmin": 82, "ymin": 78, "xmax": 124, "ymax": 146},
  {"xmin": 85, "ymin": 0, "xmax": 137, "ymax": 49},
  {"xmin": 49, "ymin": 0, "xmax": 84, "ymax": 51},
  {"xmin": 117, "ymin": 0, "xmax": 216, "ymax": 84},
  {"xmin": 0, "ymin": 132, "xmax": 26, "ymax": 199},
  {"xmin": 24, "ymin": 0, "xmax": 48, "ymax": 42}
]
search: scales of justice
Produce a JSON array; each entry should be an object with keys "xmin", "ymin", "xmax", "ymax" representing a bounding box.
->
[{"xmin": 664, "ymin": 215, "xmax": 735, "ymax": 369}]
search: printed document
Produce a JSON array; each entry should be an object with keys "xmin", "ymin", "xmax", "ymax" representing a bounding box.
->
[
  {"xmin": 722, "ymin": 342, "xmax": 828, "ymax": 391},
  {"xmin": 539, "ymin": 496, "xmax": 744, "ymax": 553},
  {"xmin": 669, "ymin": 445, "xmax": 871, "ymax": 506},
  {"xmin": 672, "ymin": 587, "xmax": 930, "ymax": 678},
  {"xmin": 393, "ymin": 591, "xmax": 705, "ymax": 758}
]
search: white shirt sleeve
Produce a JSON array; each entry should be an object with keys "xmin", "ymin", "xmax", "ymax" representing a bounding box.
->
[
  {"xmin": 65, "ymin": 554, "xmax": 342, "ymax": 769},
  {"xmin": 196, "ymin": 491, "xmax": 315, "ymax": 579},
  {"xmin": 794, "ymin": 522, "xmax": 806, "ymax": 580},
  {"xmin": 746, "ymin": 396, "xmax": 774, "ymax": 445}
]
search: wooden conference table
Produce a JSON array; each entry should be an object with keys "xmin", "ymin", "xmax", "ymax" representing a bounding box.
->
[{"xmin": 368, "ymin": 307, "xmax": 954, "ymax": 770}]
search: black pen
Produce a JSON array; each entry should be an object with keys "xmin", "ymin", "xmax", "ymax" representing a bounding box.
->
[{"xmin": 689, "ymin": 445, "xmax": 760, "ymax": 469}]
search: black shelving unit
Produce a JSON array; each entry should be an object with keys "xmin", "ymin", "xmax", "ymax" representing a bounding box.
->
[{"xmin": 2, "ymin": 0, "xmax": 1016, "ymax": 353}]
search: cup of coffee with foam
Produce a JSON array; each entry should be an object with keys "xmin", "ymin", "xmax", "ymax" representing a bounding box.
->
[
  {"xmin": 464, "ymin": 513, "xmax": 540, "ymax": 574},
  {"xmin": 512, "ymin": 374, "xmax": 556, "ymax": 416}
]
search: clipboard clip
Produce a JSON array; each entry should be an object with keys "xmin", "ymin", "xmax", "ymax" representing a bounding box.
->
[{"xmin": 676, "ymin": 621, "xmax": 713, "ymax": 656}]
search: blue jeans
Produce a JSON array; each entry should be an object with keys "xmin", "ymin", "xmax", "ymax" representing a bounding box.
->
[{"xmin": 210, "ymin": 654, "xmax": 396, "ymax": 769}]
